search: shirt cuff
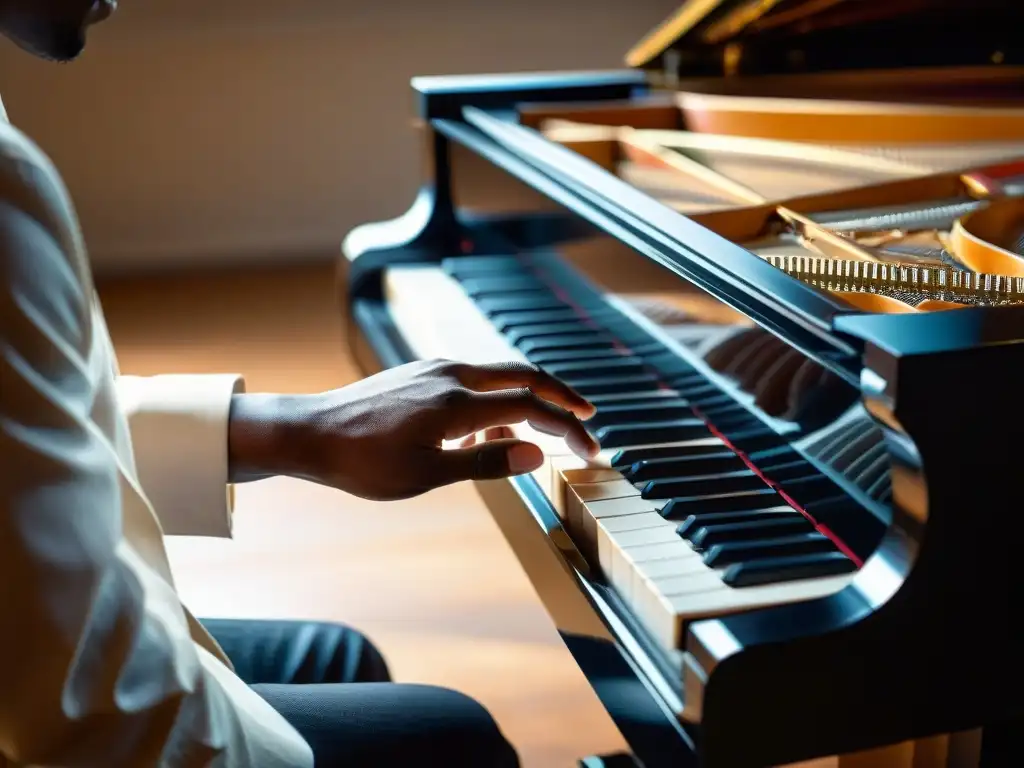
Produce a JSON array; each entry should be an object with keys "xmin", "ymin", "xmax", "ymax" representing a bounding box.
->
[{"xmin": 116, "ymin": 373, "xmax": 245, "ymax": 538}]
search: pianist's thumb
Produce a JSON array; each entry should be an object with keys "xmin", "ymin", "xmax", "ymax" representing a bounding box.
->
[{"xmin": 443, "ymin": 438, "xmax": 545, "ymax": 482}]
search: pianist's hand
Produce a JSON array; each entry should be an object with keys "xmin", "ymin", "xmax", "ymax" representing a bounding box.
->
[{"xmin": 228, "ymin": 358, "xmax": 598, "ymax": 500}]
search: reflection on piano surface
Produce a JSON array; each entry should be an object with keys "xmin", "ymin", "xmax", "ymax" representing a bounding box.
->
[{"xmin": 341, "ymin": 0, "xmax": 1024, "ymax": 766}]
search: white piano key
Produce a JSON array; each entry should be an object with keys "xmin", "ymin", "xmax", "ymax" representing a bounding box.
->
[
  {"xmin": 570, "ymin": 495, "xmax": 656, "ymax": 562},
  {"xmin": 608, "ymin": 526, "xmax": 689, "ymax": 593},
  {"xmin": 635, "ymin": 573, "xmax": 854, "ymax": 649},
  {"xmin": 564, "ymin": 479, "xmax": 641, "ymax": 536},
  {"xmin": 631, "ymin": 554, "xmax": 710, "ymax": 603},
  {"xmin": 549, "ymin": 456, "xmax": 625, "ymax": 521},
  {"xmin": 596, "ymin": 512, "xmax": 676, "ymax": 577}
]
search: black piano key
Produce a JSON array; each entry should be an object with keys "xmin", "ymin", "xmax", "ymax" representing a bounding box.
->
[
  {"xmin": 594, "ymin": 314, "xmax": 648, "ymax": 334},
  {"xmin": 526, "ymin": 348, "xmax": 628, "ymax": 365},
  {"xmin": 506, "ymin": 322, "xmax": 603, "ymax": 345},
  {"xmin": 699, "ymin": 397, "xmax": 748, "ymax": 415},
  {"xmin": 518, "ymin": 335, "xmax": 617, "ymax": 355},
  {"xmin": 442, "ymin": 256, "xmax": 529, "ymax": 277},
  {"xmin": 477, "ymin": 296, "xmax": 567, "ymax": 316},
  {"xmin": 563, "ymin": 373, "xmax": 663, "ymax": 398},
  {"xmin": 702, "ymin": 402, "xmax": 756, "ymax": 422},
  {"xmin": 596, "ymin": 418, "xmax": 710, "ymax": 449},
  {"xmin": 642, "ymin": 470, "xmax": 767, "ymax": 500},
  {"xmin": 492, "ymin": 309, "xmax": 582, "ymax": 333},
  {"xmin": 688, "ymin": 516, "xmax": 814, "ymax": 550},
  {"xmin": 542, "ymin": 357, "xmax": 649, "ymax": 380},
  {"xmin": 609, "ymin": 441, "xmax": 730, "ymax": 470},
  {"xmin": 798, "ymin": 495, "xmax": 885, "ymax": 560},
  {"xmin": 722, "ymin": 551, "xmax": 857, "ymax": 588},
  {"xmin": 623, "ymin": 452, "xmax": 744, "ymax": 483},
  {"xmin": 692, "ymin": 392, "xmax": 735, "ymax": 409},
  {"xmin": 605, "ymin": 330, "xmax": 657, "ymax": 349},
  {"xmin": 467, "ymin": 286, "xmax": 551, "ymax": 302},
  {"xmin": 587, "ymin": 390, "xmax": 684, "ymax": 407},
  {"xmin": 726, "ymin": 429, "xmax": 781, "ymax": 453},
  {"xmin": 675, "ymin": 508, "xmax": 799, "ymax": 537},
  {"xmin": 659, "ymin": 488, "xmax": 781, "ymax": 518},
  {"xmin": 706, "ymin": 412, "xmax": 763, "ymax": 431},
  {"xmin": 665, "ymin": 370, "xmax": 707, "ymax": 385},
  {"xmin": 623, "ymin": 342, "xmax": 669, "ymax": 358},
  {"xmin": 762, "ymin": 461, "xmax": 821, "ymax": 483},
  {"xmin": 610, "ymin": 439, "xmax": 729, "ymax": 467},
  {"xmin": 775, "ymin": 475, "xmax": 842, "ymax": 503},
  {"xmin": 460, "ymin": 276, "xmax": 548, "ymax": 298},
  {"xmin": 703, "ymin": 413, "xmax": 754, "ymax": 431},
  {"xmin": 586, "ymin": 401, "xmax": 694, "ymax": 433},
  {"xmin": 670, "ymin": 380, "xmax": 720, "ymax": 399},
  {"xmin": 703, "ymin": 532, "xmax": 835, "ymax": 567},
  {"xmin": 748, "ymin": 446, "xmax": 805, "ymax": 466},
  {"xmin": 566, "ymin": 299, "xmax": 612, "ymax": 314},
  {"xmin": 642, "ymin": 352, "xmax": 700, "ymax": 379}
]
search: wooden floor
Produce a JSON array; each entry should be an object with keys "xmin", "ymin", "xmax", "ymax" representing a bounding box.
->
[{"xmin": 99, "ymin": 263, "xmax": 628, "ymax": 767}]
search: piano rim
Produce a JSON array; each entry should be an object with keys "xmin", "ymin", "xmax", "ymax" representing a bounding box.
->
[{"xmin": 344, "ymin": 294, "xmax": 704, "ymax": 767}]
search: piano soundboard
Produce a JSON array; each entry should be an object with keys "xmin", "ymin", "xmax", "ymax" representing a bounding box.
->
[{"xmin": 341, "ymin": 1, "xmax": 1024, "ymax": 766}]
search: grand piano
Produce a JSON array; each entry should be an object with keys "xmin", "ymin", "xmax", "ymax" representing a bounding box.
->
[{"xmin": 339, "ymin": 1, "xmax": 1024, "ymax": 766}]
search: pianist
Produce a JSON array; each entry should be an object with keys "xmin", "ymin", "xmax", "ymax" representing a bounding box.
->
[{"xmin": 0, "ymin": 1, "xmax": 597, "ymax": 767}]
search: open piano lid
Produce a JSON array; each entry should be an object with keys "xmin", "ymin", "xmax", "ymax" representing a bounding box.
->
[{"xmin": 625, "ymin": 0, "xmax": 1024, "ymax": 79}]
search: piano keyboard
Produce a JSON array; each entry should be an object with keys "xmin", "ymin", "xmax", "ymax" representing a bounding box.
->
[{"xmin": 385, "ymin": 254, "xmax": 874, "ymax": 654}]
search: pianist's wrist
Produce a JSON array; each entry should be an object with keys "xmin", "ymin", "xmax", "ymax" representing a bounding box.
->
[
  {"xmin": 227, "ymin": 392, "xmax": 308, "ymax": 484},
  {"xmin": 225, "ymin": 361, "xmax": 596, "ymax": 498}
]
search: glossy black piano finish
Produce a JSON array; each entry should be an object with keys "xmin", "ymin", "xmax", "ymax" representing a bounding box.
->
[{"xmin": 339, "ymin": 69, "xmax": 1024, "ymax": 767}]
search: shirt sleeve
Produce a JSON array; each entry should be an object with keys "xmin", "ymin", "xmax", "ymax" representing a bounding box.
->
[
  {"xmin": 115, "ymin": 372, "xmax": 244, "ymax": 538},
  {"xmin": 0, "ymin": 199, "xmax": 313, "ymax": 767}
]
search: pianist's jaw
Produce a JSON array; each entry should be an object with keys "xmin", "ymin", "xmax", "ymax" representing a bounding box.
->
[{"xmin": 0, "ymin": 0, "xmax": 116, "ymax": 63}]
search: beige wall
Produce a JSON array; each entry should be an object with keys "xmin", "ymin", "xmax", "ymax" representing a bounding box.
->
[{"xmin": 0, "ymin": 0, "xmax": 676, "ymax": 275}]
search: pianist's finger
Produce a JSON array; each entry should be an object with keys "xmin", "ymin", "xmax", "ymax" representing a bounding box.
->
[
  {"xmin": 438, "ymin": 437, "xmax": 546, "ymax": 481},
  {"xmin": 448, "ymin": 360, "xmax": 596, "ymax": 418},
  {"xmin": 446, "ymin": 388, "xmax": 599, "ymax": 458},
  {"xmin": 458, "ymin": 427, "xmax": 515, "ymax": 448}
]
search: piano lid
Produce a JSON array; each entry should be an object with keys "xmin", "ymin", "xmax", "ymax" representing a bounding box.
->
[{"xmin": 625, "ymin": 0, "xmax": 1024, "ymax": 79}]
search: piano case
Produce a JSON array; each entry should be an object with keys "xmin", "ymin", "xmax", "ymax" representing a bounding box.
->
[{"xmin": 340, "ymin": 1, "xmax": 1024, "ymax": 766}]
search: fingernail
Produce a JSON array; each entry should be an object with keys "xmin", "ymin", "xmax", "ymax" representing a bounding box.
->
[
  {"xmin": 507, "ymin": 443, "xmax": 543, "ymax": 474},
  {"xmin": 572, "ymin": 403, "xmax": 596, "ymax": 420}
]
